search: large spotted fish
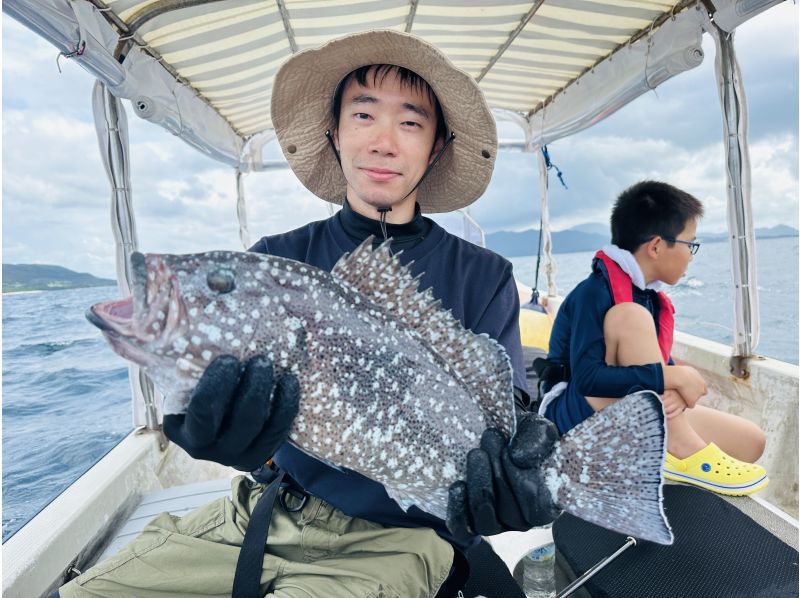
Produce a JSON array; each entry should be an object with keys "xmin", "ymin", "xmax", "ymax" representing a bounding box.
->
[{"xmin": 87, "ymin": 239, "xmax": 672, "ymax": 544}]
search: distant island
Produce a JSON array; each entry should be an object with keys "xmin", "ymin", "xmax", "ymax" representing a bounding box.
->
[
  {"xmin": 485, "ymin": 224, "xmax": 798, "ymax": 258},
  {"xmin": 3, "ymin": 264, "xmax": 115, "ymax": 293}
]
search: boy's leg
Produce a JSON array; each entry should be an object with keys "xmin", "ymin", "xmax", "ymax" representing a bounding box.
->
[
  {"xmin": 587, "ymin": 303, "xmax": 705, "ymax": 458},
  {"xmin": 591, "ymin": 302, "xmax": 766, "ymax": 462},
  {"xmin": 682, "ymin": 405, "xmax": 766, "ymax": 462}
]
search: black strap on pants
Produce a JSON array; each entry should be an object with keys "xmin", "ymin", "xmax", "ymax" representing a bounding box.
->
[
  {"xmin": 231, "ymin": 470, "xmax": 285, "ymax": 598},
  {"xmin": 434, "ymin": 545, "xmax": 470, "ymax": 597}
]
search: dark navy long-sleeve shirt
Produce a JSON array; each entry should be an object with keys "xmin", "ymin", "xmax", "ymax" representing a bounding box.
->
[
  {"xmin": 250, "ymin": 207, "xmax": 526, "ymax": 547},
  {"xmin": 544, "ymin": 258, "xmax": 665, "ymax": 434}
]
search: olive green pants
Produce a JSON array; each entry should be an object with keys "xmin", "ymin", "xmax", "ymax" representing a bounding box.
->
[{"xmin": 60, "ymin": 476, "xmax": 453, "ymax": 597}]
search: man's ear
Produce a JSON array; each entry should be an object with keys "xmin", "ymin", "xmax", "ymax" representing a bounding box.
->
[
  {"xmin": 332, "ymin": 128, "xmax": 340, "ymax": 152},
  {"xmin": 428, "ymin": 136, "xmax": 445, "ymax": 164}
]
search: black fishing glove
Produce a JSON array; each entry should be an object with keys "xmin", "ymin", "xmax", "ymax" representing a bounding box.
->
[
  {"xmin": 162, "ymin": 355, "xmax": 300, "ymax": 471},
  {"xmin": 446, "ymin": 412, "xmax": 561, "ymax": 542}
]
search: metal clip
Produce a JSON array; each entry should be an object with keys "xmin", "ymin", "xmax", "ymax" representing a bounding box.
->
[
  {"xmin": 56, "ymin": 40, "xmax": 86, "ymax": 73},
  {"xmin": 279, "ymin": 485, "xmax": 309, "ymax": 513}
]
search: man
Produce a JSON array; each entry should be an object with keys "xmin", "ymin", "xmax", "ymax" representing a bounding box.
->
[{"xmin": 60, "ymin": 30, "xmax": 558, "ymax": 597}]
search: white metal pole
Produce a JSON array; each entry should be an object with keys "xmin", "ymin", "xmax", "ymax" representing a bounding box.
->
[
  {"xmin": 92, "ymin": 81, "xmax": 162, "ymax": 433},
  {"xmin": 235, "ymin": 168, "xmax": 250, "ymax": 250},
  {"xmin": 708, "ymin": 23, "xmax": 759, "ymax": 376}
]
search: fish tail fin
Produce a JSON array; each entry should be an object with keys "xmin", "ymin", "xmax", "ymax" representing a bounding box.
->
[{"xmin": 544, "ymin": 391, "xmax": 673, "ymax": 545}]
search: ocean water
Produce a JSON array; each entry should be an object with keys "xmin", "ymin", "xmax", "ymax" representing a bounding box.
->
[
  {"xmin": 2, "ymin": 236, "xmax": 797, "ymax": 541},
  {"xmin": 2, "ymin": 286, "xmax": 131, "ymax": 541}
]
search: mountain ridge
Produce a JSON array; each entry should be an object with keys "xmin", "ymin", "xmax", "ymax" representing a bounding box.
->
[
  {"xmin": 486, "ymin": 224, "xmax": 797, "ymax": 257},
  {"xmin": 3, "ymin": 264, "xmax": 115, "ymax": 293}
]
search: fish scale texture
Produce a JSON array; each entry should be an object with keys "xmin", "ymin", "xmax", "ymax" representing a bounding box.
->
[{"xmin": 553, "ymin": 484, "xmax": 799, "ymax": 597}]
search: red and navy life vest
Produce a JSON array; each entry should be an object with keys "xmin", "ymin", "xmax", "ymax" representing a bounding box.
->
[{"xmin": 595, "ymin": 250, "xmax": 675, "ymax": 363}]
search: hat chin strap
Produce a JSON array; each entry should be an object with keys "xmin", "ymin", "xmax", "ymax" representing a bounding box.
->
[{"xmin": 324, "ymin": 130, "xmax": 456, "ymax": 207}]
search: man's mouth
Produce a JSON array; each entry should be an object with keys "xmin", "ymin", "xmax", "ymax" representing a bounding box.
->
[{"xmin": 360, "ymin": 167, "xmax": 401, "ymax": 182}]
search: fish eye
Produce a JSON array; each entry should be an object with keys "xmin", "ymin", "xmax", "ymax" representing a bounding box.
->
[{"xmin": 207, "ymin": 269, "xmax": 236, "ymax": 294}]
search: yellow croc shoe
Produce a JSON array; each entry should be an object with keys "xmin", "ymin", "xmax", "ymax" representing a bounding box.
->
[{"xmin": 663, "ymin": 443, "xmax": 769, "ymax": 496}]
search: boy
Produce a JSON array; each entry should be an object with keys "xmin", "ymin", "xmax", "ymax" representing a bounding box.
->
[{"xmin": 541, "ymin": 180, "xmax": 767, "ymax": 495}]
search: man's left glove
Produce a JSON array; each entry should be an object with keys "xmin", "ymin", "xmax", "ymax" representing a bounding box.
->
[
  {"xmin": 446, "ymin": 412, "xmax": 561, "ymax": 542},
  {"xmin": 163, "ymin": 354, "xmax": 300, "ymax": 471}
]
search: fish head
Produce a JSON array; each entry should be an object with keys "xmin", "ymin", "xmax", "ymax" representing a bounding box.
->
[{"xmin": 86, "ymin": 250, "xmax": 303, "ymax": 399}]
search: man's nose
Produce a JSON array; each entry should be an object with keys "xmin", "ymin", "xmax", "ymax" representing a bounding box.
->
[{"xmin": 368, "ymin": 122, "xmax": 398, "ymax": 155}]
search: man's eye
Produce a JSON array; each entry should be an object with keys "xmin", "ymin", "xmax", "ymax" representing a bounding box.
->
[
  {"xmin": 402, "ymin": 121, "xmax": 421, "ymax": 128},
  {"xmin": 354, "ymin": 113, "xmax": 371, "ymax": 120}
]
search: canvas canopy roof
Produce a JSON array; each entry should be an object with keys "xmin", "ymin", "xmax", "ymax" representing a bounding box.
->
[{"xmin": 4, "ymin": 0, "xmax": 781, "ymax": 169}]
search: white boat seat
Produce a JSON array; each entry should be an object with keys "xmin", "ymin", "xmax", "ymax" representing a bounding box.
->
[{"xmin": 98, "ymin": 478, "xmax": 233, "ymax": 562}]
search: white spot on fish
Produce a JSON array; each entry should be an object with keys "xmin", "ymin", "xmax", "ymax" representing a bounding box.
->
[
  {"xmin": 201, "ymin": 350, "xmax": 212, "ymax": 361},
  {"xmin": 197, "ymin": 322, "xmax": 222, "ymax": 343}
]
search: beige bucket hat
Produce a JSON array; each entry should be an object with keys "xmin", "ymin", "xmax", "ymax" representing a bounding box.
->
[{"xmin": 270, "ymin": 29, "xmax": 497, "ymax": 213}]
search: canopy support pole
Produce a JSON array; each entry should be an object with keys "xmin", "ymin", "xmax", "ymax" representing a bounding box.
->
[
  {"xmin": 235, "ymin": 168, "xmax": 250, "ymax": 249},
  {"xmin": 708, "ymin": 22, "xmax": 759, "ymax": 377},
  {"xmin": 536, "ymin": 147, "xmax": 557, "ymax": 298},
  {"xmin": 92, "ymin": 81, "xmax": 164, "ymax": 438}
]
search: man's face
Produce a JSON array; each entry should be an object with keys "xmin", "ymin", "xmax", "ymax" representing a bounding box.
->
[
  {"xmin": 333, "ymin": 68, "xmax": 441, "ymax": 212},
  {"xmin": 658, "ymin": 218, "xmax": 698, "ymax": 285}
]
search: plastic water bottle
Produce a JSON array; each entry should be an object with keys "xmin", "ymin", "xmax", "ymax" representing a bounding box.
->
[{"xmin": 514, "ymin": 542, "xmax": 556, "ymax": 598}]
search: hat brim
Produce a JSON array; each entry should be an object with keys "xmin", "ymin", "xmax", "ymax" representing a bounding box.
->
[{"xmin": 271, "ymin": 29, "xmax": 497, "ymax": 213}]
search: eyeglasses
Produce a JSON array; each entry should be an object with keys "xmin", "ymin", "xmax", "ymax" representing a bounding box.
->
[{"xmin": 662, "ymin": 236, "xmax": 701, "ymax": 255}]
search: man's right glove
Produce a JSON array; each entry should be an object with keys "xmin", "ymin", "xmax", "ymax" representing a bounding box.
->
[
  {"xmin": 446, "ymin": 412, "xmax": 561, "ymax": 542},
  {"xmin": 163, "ymin": 354, "xmax": 300, "ymax": 471}
]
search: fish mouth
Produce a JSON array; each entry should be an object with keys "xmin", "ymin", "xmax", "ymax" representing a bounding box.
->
[{"xmin": 87, "ymin": 252, "xmax": 186, "ymax": 364}]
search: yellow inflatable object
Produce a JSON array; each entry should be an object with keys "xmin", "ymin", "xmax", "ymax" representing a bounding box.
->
[{"xmin": 518, "ymin": 307, "xmax": 553, "ymax": 351}]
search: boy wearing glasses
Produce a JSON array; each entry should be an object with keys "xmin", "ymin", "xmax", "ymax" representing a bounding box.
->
[{"xmin": 540, "ymin": 180, "xmax": 768, "ymax": 496}]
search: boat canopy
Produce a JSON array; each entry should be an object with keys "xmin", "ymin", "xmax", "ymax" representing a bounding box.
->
[
  {"xmin": 4, "ymin": 0, "xmax": 783, "ymax": 423},
  {"xmin": 4, "ymin": 0, "xmax": 780, "ymax": 169}
]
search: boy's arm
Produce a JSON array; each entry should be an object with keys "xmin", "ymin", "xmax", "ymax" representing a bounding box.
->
[{"xmin": 662, "ymin": 363, "xmax": 707, "ymax": 407}]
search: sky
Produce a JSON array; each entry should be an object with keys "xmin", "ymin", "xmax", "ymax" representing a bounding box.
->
[{"xmin": 2, "ymin": 4, "xmax": 798, "ymax": 279}]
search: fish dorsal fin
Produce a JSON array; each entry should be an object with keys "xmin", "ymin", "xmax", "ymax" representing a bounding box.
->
[{"xmin": 331, "ymin": 238, "xmax": 515, "ymax": 436}]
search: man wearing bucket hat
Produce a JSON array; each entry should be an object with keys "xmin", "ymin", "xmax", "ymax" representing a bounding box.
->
[{"xmin": 59, "ymin": 30, "xmax": 558, "ymax": 598}]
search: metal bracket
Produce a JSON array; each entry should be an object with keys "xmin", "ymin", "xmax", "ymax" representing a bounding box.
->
[
  {"xmin": 730, "ymin": 355, "xmax": 751, "ymax": 379},
  {"xmin": 133, "ymin": 424, "xmax": 169, "ymax": 451}
]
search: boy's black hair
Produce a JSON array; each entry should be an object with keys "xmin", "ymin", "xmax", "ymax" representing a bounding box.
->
[
  {"xmin": 331, "ymin": 64, "xmax": 447, "ymax": 144},
  {"xmin": 611, "ymin": 181, "xmax": 704, "ymax": 252}
]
